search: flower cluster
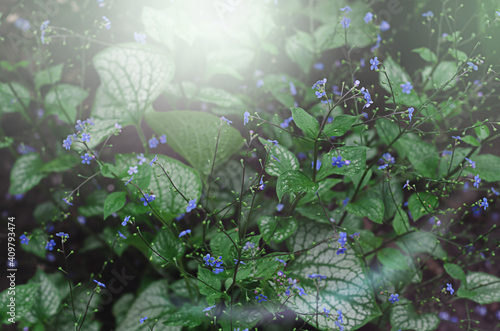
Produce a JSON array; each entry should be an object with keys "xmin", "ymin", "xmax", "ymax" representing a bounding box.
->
[
  {"xmin": 335, "ymin": 310, "xmax": 345, "ymax": 331},
  {"xmin": 312, "ymin": 78, "xmax": 327, "ymax": 98},
  {"xmin": 360, "ymin": 87, "xmax": 373, "ymax": 108},
  {"xmin": 337, "ymin": 232, "xmax": 347, "ymax": 255},
  {"xmin": 203, "ymin": 254, "xmax": 224, "ymax": 274},
  {"xmin": 280, "ymin": 116, "xmax": 294, "ymax": 129}
]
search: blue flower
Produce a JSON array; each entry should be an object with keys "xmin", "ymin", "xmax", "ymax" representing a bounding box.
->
[
  {"xmin": 203, "ymin": 305, "xmax": 215, "ymax": 311},
  {"xmin": 331, "ymin": 156, "xmax": 348, "ymax": 168},
  {"xmin": 234, "ymin": 259, "xmax": 246, "ymax": 265},
  {"xmin": 465, "ymin": 158, "xmax": 476, "ymax": 168},
  {"xmin": 46, "ymin": 239, "xmax": 56, "ymax": 251},
  {"xmin": 422, "ymin": 11, "xmax": 434, "ymax": 17},
  {"xmin": 467, "ymin": 62, "xmax": 478, "ymax": 71},
  {"xmin": 312, "ymin": 160, "xmax": 322, "ymax": 171},
  {"xmin": 479, "ymin": 198, "xmax": 489, "ymax": 210},
  {"xmin": 81, "ymin": 133, "xmax": 91, "ymax": 142},
  {"xmin": 407, "ymin": 107, "xmax": 414, "ymax": 121},
  {"xmin": 102, "ymin": 16, "xmax": 111, "ymax": 30},
  {"xmin": 134, "ymin": 32, "xmax": 146, "ymax": 44},
  {"xmin": 323, "ymin": 307, "xmax": 330, "ymax": 316},
  {"xmin": 341, "ymin": 17, "xmax": 351, "ymax": 29},
  {"xmin": 389, "ymin": 293, "xmax": 399, "ymax": 303},
  {"xmin": 149, "ymin": 136, "xmax": 159, "ymax": 148},
  {"xmin": 255, "ymin": 294, "xmax": 267, "ymax": 302},
  {"xmin": 259, "ymin": 176, "xmax": 266, "ymax": 190},
  {"xmin": 473, "ymin": 174, "xmax": 481, "ymax": 188},
  {"xmin": 343, "ymin": 197, "xmax": 349, "ymax": 206},
  {"xmin": 243, "ymin": 111, "xmax": 250, "ymax": 125},
  {"xmin": 203, "ymin": 305, "xmax": 216, "ymax": 312},
  {"xmin": 140, "ymin": 193, "xmax": 156, "ymax": 206},
  {"xmin": 139, "ymin": 316, "xmax": 148, "ymax": 324},
  {"xmin": 128, "ymin": 166, "xmax": 138, "ymax": 175},
  {"xmin": 370, "ymin": 57, "xmax": 379, "ymax": 70},
  {"xmin": 125, "ymin": 176, "xmax": 133, "ymax": 186},
  {"xmin": 149, "ymin": 155, "xmax": 157, "ymax": 166},
  {"xmin": 360, "ymin": 87, "xmax": 373, "ymax": 108},
  {"xmin": 40, "ymin": 20, "xmax": 50, "ymax": 44},
  {"xmin": 289, "ymin": 81, "xmax": 297, "ymax": 96},
  {"xmin": 221, "ymin": 116, "xmax": 232, "ymax": 125},
  {"xmin": 492, "ymin": 187, "xmax": 499, "ymax": 196},
  {"xmin": 186, "ymin": 199, "xmax": 197, "ymax": 213},
  {"xmin": 275, "ymin": 258, "xmax": 287, "ymax": 266},
  {"xmin": 338, "ymin": 232, "xmax": 347, "ymax": 246},
  {"xmin": 452, "ymin": 135, "xmax": 462, "ymax": 140},
  {"xmin": 20, "ymin": 234, "xmax": 29, "ymax": 245},
  {"xmin": 178, "ymin": 229, "xmax": 191, "ymax": 238},
  {"xmin": 160, "ymin": 134, "xmax": 167, "ymax": 144},
  {"xmin": 93, "ymin": 279, "xmax": 106, "ymax": 288},
  {"xmin": 14, "ymin": 18, "xmax": 31, "ymax": 32},
  {"xmin": 314, "ymin": 62, "xmax": 324, "ymax": 70},
  {"xmin": 401, "ymin": 82, "xmax": 413, "ymax": 94},
  {"xmin": 268, "ymin": 139, "xmax": 279, "ymax": 146},
  {"xmin": 63, "ymin": 197, "xmax": 73, "ymax": 206},
  {"xmin": 243, "ymin": 242, "xmax": 255, "ymax": 251},
  {"xmin": 81, "ymin": 153, "xmax": 92, "ymax": 164},
  {"xmin": 403, "ymin": 180, "xmax": 410, "ymax": 189},
  {"xmin": 62, "ymin": 136, "xmax": 73, "ymax": 150},
  {"xmin": 115, "ymin": 123, "xmax": 122, "ymax": 132},
  {"xmin": 137, "ymin": 153, "xmax": 147, "ymax": 165},
  {"xmin": 308, "ymin": 274, "xmax": 327, "ymax": 281},
  {"xmin": 446, "ymin": 283, "xmax": 454, "ymax": 295},
  {"xmin": 117, "ymin": 231, "xmax": 127, "ymax": 239},
  {"xmin": 340, "ymin": 6, "xmax": 352, "ymax": 12},
  {"xmin": 56, "ymin": 232, "xmax": 69, "ymax": 239},
  {"xmin": 337, "ymin": 310, "xmax": 344, "ymax": 324},
  {"xmin": 380, "ymin": 20, "xmax": 390, "ymax": 31},
  {"xmin": 122, "ymin": 215, "xmax": 131, "ymax": 226},
  {"xmin": 364, "ymin": 12, "xmax": 373, "ymax": 23},
  {"xmin": 17, "ymin": 143, "xmax": 35, "ymax": 154},
  {"xmin": 276, "ymin": 203, "xmax": 284, "ymax": 212},
  {"xmin": 280, "ymin": 116, "xmax": 294, "ymax": 128}
]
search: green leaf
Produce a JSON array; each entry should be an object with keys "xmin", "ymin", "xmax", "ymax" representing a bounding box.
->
[
  {"xmin": 396, "ymin": 230, "xmax": 447, "ymax": 260},
  {"xmin": 406, "ymin": 139, "xmax": 439, "ymax": 179},
  {"xmin": 457, "ymin": 272, "xmax": 500, "ymax": 304},
  {"xmin": 21, "ymin": 229, "xmax": 49, "ymax": 259},
  {"xmin": 151, "ymin": 227, "xmax": 184, "ymax": 264},
  {"xmin": 380, "ymin": 56, "xmax": 411, "ymax": 94},
  {"xmin": 464, "ymin": 154, "xmax": 500, "ymax": 182},
  {"xmin": 9, "ymin": 153, "xmax": 47, "ymax": 195},
  {"xmin": 285, "ymin": 30, "xmax": 315, "ymax": 74},
  {"xmin": 197, "ymin": 266, "xmax": 221, "ymax": 297},
  {"xmin": 0, "ymin": 82, "xmax": 31, "ymax": 117},
  {"xmin": 71, "ymin": 118, "xmax": 118, "ymax": 152},
  {"xmin": 286, "ymin": 220, "xmax": 381, "ymax": 330},
  {"xmin": 392, "ymin": 211, "xmax": 410, "ymax": 235},
  {"xmin": 346, "ymin": 198, "xmax": 385, "ymax": 224},
  {"xmin": 34, "ymin": 63, "xmax": 64, "ymax": 91},
  {"xmin": 0, "ymin": 284, "xmax": 39, "ymax": 324},
  {"xmin": 461, "ymin": 135, "xmax": 481, "ymax": 146},
  {"xmin": 412, "ymin": 47, "xmax": 437, "ymax": 62},
  {"xmin": 44, "ymin": 84, "xmax": 88, "ymax": 124},
  {"xmin": 390, "ymin": 298, "xmax": 439, "ymax": 331},
  {"xmin": 317, "ymin": 146, "xmax": 367, "ymax": 181},
  {"xmin": 144, "ymin": 154, "xmax": 202, "ymax": 218},
  {"xmin": 163, "ymin": 304, "xmax": 203, "ymax": 328},
  {"xmin": 40, "ymin": 154, "xmax": 80, "ymax": 173},
  {"xmin": 258, "ymin": 215, "xmax": 298, "ymax": 243},
  {"xmin": 323, "ymin": 115, "xmax": 358, "ymax": 137},
  {"xmin": 79, "ymin": 190, "xmax": 108, "ymax": 217},
  {"xmin": 408, "ymin": 192, "xmax": 438, "ymax": 221},
  {"xmin": 258, "ymin": 137, "xmax": 299, "ymax": 176},
  {"xmin": 290, "ymin": 107, "xmax": 319, "ymax": 138},
  {"xmin": 145, "ymin": 110, "xmax": 243, "ymax": 177},
  {"xmin": 444, "ymin": 263, "xmax": 466, "ymax": 284},
  {"xmin": 474, "ymin": 122, "xmax": 490, "ymax": 140},
  {"xmin": 117, "ymin": 280, "xmax": 174, "ymax": 331},
  {"xmin": 103, "ymin": 191, "xmax": 126, "ymax": 220},
  {"xmin": 276, "ymin": 170, "xmax": 318, "ymax": 202},
  {"xmin": 262, "ymin": 75, "xmax": 295, "ymax": 107},
  {"xmin": 92, "ymin": 43, "xmax": 174, "ymax": 125},
  {"xmin": 26, "ymin": 269, "xmax": 61, "ymax": 320},
  {"xmin": 112, "ymin": 293, "xmax": 135, "ymax": 322},
  {"xmin": 377, "ymin": 248, "xmax": 408, "ymax": 270},
  {"xmin": 195, "ymin": 87, "xmax": 246, "ymax": 115},
  {"xmin": 448, "ymin": 49, "xmax": 468, "ymax": 61},
  {"xmin": 0, "ymin": 136, "xmax": 14, "ymax": 149},
  {"xmin": 422, "ymin": 61, "xmax": 457, "ymax": 91}
]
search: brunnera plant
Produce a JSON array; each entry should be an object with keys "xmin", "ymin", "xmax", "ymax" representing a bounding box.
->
[{"xmin": 1, "ymin": 0, "xmax": 500, "ymax": 330}]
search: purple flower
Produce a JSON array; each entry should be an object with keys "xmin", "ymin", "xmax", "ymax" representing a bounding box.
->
[
  {"xmin": 473, "ymin": 174, "xmax": 481, "ymax": 189},
  {"xmin": 259, "ymin": 176, "xmax": 266, "ymax": 190},
  {"xmin": 160, "ymin": 134, "xmax": 167, "ymax": 144},
  {"xmin": 289, "ymin": 81, "xmax": 297, "ymax": 95},
  {"xmin": 314, "ymin": 62, "xmax": 324, "ymax": 70},
  {"xmin": 340, "ymin": 6, "xmax": 352, "ymax": 12},
  {"xmin": 203, "ymin": 305, "xmax": 216, "ymax": 312},
  {"xmin": 276, "ymin": 203, "xmax": 284, "ymax": 212},
  {"xmin": 102, "ymin": 16, "xmax": 111, "ymax": 30},
  {"xmin": 465, "ymin": 158, "xmax": 476, "ymax": 168},
  {"xmin": 467, "ymin": 62, "xmax": 478, "ymax": 71},
  {"xmin": 407, "ymin": 107, "xmax": 414, "ymax": 121},
  {"xmin": 422, "ymin": 11, "xmax": 434, "ymax": 17},
  {"xmin": 149, "ymin": 155, "xmax": 157, "ymax": 166},
  {"xmin": 452, "ymin": 135, "xmax": 462, "ymax": 140},
  {"xmin": 115, "ymin": 123, "xmax": 122, "ymax": 132},
  {"xmin": 63, "ymin": 197, "xmax": 73, "ymax": 206},
  {"xmin": 403, "ymin": 180, "xmax": 410, "ymax": 189},
  {"xmin": 128, "ymin": 166, "xmax": 138, "ymax": 175},
  {"xmin": 125, "ymin": 176, "xmax": 133, "ymax": 186},
  {"xmin": 81, "ymin": 133, "xmax": 91, "ymax": 142},
  {"xmin": 221, "ymin": 116, "xmax": 232, "ymax": 125},
  {"xmin": 149, "ymin": 136, "xmax": 159, "ymax": 149},
  {"xmin": 40, "ymin": 20, "xmax": 50, "ymax": 44},
  {"xmin": 137, "ymin": 153, "xmax": 147, "ymax": 165}
]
